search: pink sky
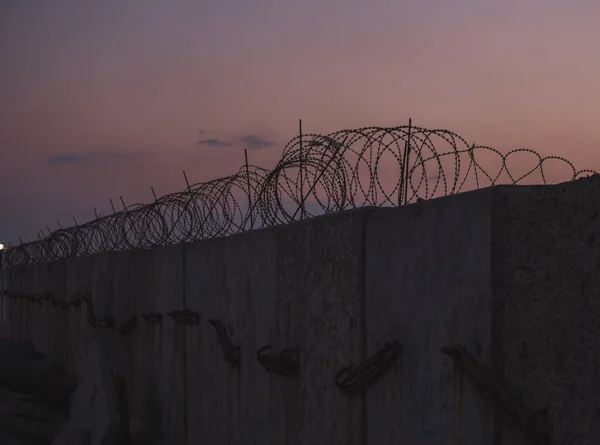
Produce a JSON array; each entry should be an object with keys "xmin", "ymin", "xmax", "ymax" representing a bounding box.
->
[{"xmin": 1, "ymin": 0, "xmax": 600, "ymax": 244}]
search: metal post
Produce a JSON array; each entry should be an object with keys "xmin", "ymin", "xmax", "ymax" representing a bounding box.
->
[
  {"xmin": 404, "ymin": 118, "xmax": 413, "ymax": 205},
  {"xmin": 299, "ymin": 119, "xmax": 305, "ymax": 220},
  {"xmin": 244, "ymin": 149, "xmax": 254, "ymax": 230}
]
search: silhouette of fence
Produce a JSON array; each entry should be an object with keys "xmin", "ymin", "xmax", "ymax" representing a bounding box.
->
[{"xmin": 3, "ymin": 124, "xmax": 596, "ymax": 266}]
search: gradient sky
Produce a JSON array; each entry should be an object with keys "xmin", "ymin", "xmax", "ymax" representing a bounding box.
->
[{"xmin": 1, "ymin": 0, "xmax": 600, "ymax": 244}]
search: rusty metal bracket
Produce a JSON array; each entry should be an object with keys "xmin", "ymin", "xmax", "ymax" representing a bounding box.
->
[
  {"xmin": 441, "ymin": 346, "xmax": 549, "ymax": 445},
  {"xmin": 70, "ymin": 292, "xmax": 85, "ymax": 308},
  {"xmin": 98, "ymin": 317, "xmax": 115, "ymax": 330},
  {"xmin": 208, "ymin": 319, "xmax": 240, "ymax": 366},
  {"xmin": 167, "ymin": 309, "xmax": 200, "ymax": 325},
  {"xmin": 119, "ymin": 317, "xmax": 138, "ymax": 336},
  {"xmin": 142, "ymin": 312, "xmax": 163, "ymax": 323},
  {"xmin": 335, "ymin": 341, "xmax": 402, "ymax": 395},
  {"xmin": 257, "ymin": 345, "xmax": 300, "ymax": 377}
]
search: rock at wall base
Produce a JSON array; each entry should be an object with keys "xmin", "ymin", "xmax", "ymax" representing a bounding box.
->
[{"xmin": 0, "ymin": 359, "xmax": 73, "ymax": 411}]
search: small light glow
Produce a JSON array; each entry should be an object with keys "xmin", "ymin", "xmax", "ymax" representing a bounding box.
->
[{"xmin": 0, "ymin": 244, "xmax": 4, "ymax": 251}]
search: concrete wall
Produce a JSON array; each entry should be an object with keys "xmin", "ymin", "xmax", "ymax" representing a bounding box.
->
[
  {"xmin": 492, "ymin": 176, "xmax": 600, "ymax": 445},
  {"xmin": 2, "ymin": 175, "xmax": 600, "ymax": 444},
  {"xmin": 365, "ymin": 189, "xmax": 495, "ymax": 445}
]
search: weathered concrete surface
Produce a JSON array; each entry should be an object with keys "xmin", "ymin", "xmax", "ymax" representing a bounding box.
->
[
  {"xmin": 113, "ymin": 250, "xmax": 152, "ymax": 418},
  {"xmin": 50, "ymin": 261, "xmax": 67, "ymax": 368},
  {"xmin": 19, "ymin": 267, "xmax": 34, "ymax": 349},
  {"xmin": 131, "ymin": 244, "xmax": 185, "ymax": 443},
  {"xmin": 7, "ymin": 175, "xmax": 600, "ymax": 445},
  {"xmin": 366, "ymin": 190, "xmax": 495, "ymax": 445},
  {"xmin": 492, "ymin": 176, "xmax": 600, "ymax": 445},
  {"xmin": 184, "ymin": 208, "xmax": 369, "ymax": 445},
  {"xmin": 184, "ymin": 229, "xmax": 277, "ymax": 445},
  {"xmin": 32, "ymin": 263, "xmax": 51, "ymax": 360},
  {"xmin": 7, "ymin": 266, "xmax": 24, "ymax": 341},
  {"xmin": 1, "ymin": 264, "xmax": 9, "ymax": 333},
  {"xmin": 276, "ymin": 209, "xmax": 370, "ymax": 445},
  {"xmin": 56, "ymin": 335, "xmax": 128, "ymax": 445},
  {"xmin": 65, "ymin": 257, "xmax": 92, "ymax": 380}
]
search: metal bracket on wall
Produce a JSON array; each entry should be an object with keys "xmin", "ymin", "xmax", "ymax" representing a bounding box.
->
[
  {"xmin": 335, "ymin": 341, "xmax": 402, "ymax": 395},
  {"xmin": 119, "ymin": 316, "xmax": 138, "ymax": 336},
  {"xmin": 441, "ymin": 346, "xmax": 549, "ymax": 445},
  {"xmin": 70, "ymin": 292, "xmax": 86, "ymax": 308},
  {"xmin": 208, "ymin": 319, "xmax": 240, "ymax": 366},
  {"xmin": 167, "ymin": 309, "xmax": 200, "ymax": 325},
  {"xmin": 98, "ymin": 317, "xmax": 115, "ymax": 330},
  {"xmin": 257, "ymin": 345, "xmax": 300, "ymax": 377}
]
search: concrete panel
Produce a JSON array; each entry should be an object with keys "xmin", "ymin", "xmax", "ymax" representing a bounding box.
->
[
  {"xmin": 184, "ymin": 228, "xmax": 278, "ymax": 445},
  {"xmin": 365, "ymin": 190, "xmax": 495, "ymax": 445},
  {"xmin": 32, "ymin": 263, "xmax": 52, "ymax": 358},
  {"xmin": 0, "ymin": 264, "xmax": 8, "ymax": 330},
  {"xmin": 9, "ymin": 265, "xmax": 25, "ymax": 341},
  {"xmin": 129, "ymin": 251, "xmax": 158, "ymax": 424},
  {"xmin": 19, "ymin": 265, "xmax": 34, "ymax": 344},
  {"xmin": 275, "ymin": 208, "xmax": 371, "ymax": 445},
  {"xmin": 91, "ymin": 252, "xmax": 132, "ymax": 372},
  {"xmin": 2, "ymin": 264, "xmax": 17, "ymax": 339},
  {"xmin": 113, "ymin": 249, "xmax": 153, "ymax": 416},
  {"xmin": 133, "ymin": 244, "xmax": 185, "ymax": 442},
  {"xmin": 65, "ymin": 256, "xmax": 93, "ymax": 379},
  {"xmin": 492, "ymin": 176, "xmax": 600, "ymax": 444},
  {"xmin": 50, "ymin": 260, "xmax": 68, "ymax": 367}
]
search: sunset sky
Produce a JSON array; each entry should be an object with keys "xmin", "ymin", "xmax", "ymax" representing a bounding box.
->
[{"xmin": 1, "ymin": 0, "xmax": 600, "ymax": 245}]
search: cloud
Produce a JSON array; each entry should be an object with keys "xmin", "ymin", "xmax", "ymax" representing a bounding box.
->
[
  {"xmin": 242, "ymin": 135, "xmax": 276, "ymax": 150},
  {"xmin": 48, "ymin": 154, "xmax": 91, "ymax": 164},
  {"xmin": 197, "ymin": 138, "xmax": 233, "ymax": 147},
  {"xmin": 47, "ymin": 148, "xmax": 148, "ymax": 165}
]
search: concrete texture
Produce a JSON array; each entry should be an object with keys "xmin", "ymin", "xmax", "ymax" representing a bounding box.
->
[
  {"xmin": 492, "ymin": 176, "xmax": 600, "ymax": 445},
  {"xmin": 50, "ymin": 261, "xmax": 68, "ymax": 368},
  {"xmin": 4, "ymin": 175, "xmax": 600, "ymax": 444},
  {"xmin": 7, "ymin": 266, "xmax": 23, "ymax": 342},
  {"xmin": 106, "ymin": 249, "xmax": 153, "ymax": 422},
  {"xmin": 57, "ymin": 335, "xmax": 128, "ymax": 445},
  {"xmin": 32, "ymin": 263, "xmax": 51, "ymax": 359},
  {"xmin": 185, "ymin": 234, "xmax": 264, "ymax": 445},
  {"xmin": 366, "ymin": 190, "xmax": 495, "ymax": 445},
  {"xmin": 275, "ymin": 209, "xmax": 370, "ymax": 445},
  {"xmin": 65, "ymin": 257, "xmax": 92, "ymax": 380},
  {"xmin": 183, "ymin": 208, "xmax": 370, "ymax": 445},
  {"xmin": 137, "ymin": 244, "xmax": 186, "ymax": 443}
]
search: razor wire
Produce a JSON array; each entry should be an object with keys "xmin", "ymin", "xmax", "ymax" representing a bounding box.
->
[{"xmin": 3, "ymin": 125, "xmax": 596, "ymax": 266}]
